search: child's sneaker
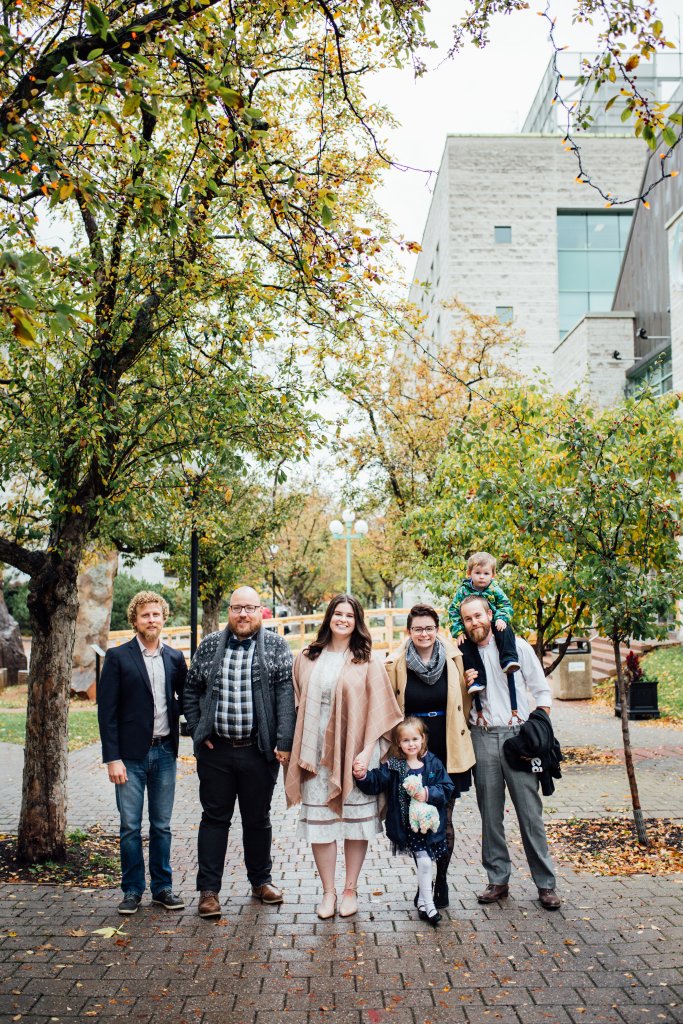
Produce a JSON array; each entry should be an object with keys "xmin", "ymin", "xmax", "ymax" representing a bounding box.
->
[
  {"xmin": 467, "ymin": 679, "xmax": 485, "ymax": 695},
  {"xmin": 502, "ymin": 660, "xmax": 520, "ymax": 675}
]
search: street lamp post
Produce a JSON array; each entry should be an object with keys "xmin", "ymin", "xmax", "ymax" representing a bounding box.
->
[
  {"xmin": 269, "ymin": 544, "xmax": 279, "ymax": 616},
  {"xmin": 329, "ymin": 509, "xmax": 368, "ymax": 595}
]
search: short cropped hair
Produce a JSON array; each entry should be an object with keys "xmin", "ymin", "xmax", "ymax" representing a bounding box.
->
[
  {"xmin": 127, "ymin": 590, "xmax": 170, "ymax": 628},
  {"xmin": 467, "ymin": 551, "xmax": 496, "ymax": 573},
  {"xmin": 459, "ymin": 593, "xmax": 491, "ymax": 616},
  {"xmin": 407, "ymin": 604, "xmax": 439, "ymax": 630}
]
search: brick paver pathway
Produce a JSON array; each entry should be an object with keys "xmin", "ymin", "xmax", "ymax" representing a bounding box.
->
[{"xmin": 2, "ymin": 698, "xmax": 683, "ymax": 1024}]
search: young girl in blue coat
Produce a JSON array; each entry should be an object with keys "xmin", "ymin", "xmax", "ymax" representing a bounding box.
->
[{"xmin": 352, "ymin": 716, "xmax": 454, "ymax": 926}]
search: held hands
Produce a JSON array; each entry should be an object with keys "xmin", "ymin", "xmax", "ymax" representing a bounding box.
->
[
  {"xmin": 107, "ymin": 760, "xmax": 127, "ymax": 785},
  {"xmin": 275, "ymin": 748, "xmax": 290, "ymax": 766},
  {"xmin": 352, "ymin": 759, "xmax": 367, "ymax": 780},
  {"xmin": 495, "ymin": 619, "xmax": 507, "ymax": 632}
]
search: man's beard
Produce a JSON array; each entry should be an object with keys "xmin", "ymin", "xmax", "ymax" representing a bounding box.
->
[
  {"xmin": 140, "ymin": 626, "xmax": 161, "ymax": 642},
  {"xmin": 468, "ymin": 623, "xmax": 489, "ymax": 644}
]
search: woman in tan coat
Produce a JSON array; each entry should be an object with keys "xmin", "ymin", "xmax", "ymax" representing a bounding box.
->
[
  {"xmin": 285, "ymin": 594, "xmax": 402, "ymax": 920},
  {"xmin": 386, "ymin": 603, "xmax": 475, "ymax": 910}
]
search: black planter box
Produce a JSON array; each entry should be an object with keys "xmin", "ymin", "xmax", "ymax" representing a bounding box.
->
[{"xmin": 614, "ymin": 679, "xmax": 660, "ymax": 720}]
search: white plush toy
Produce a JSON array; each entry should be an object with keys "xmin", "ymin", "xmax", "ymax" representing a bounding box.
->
[{"xmin": 402, "ymin": 774, "xmax": 440, "ymax": 834}]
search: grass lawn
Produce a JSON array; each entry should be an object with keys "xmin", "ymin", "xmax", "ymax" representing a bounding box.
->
[
  {"xmin": 0, "ymin": 708, "xmax": 100, "ymax": 751},
  {"xmin": 593, "ymin": 645, "xmax": 683, "ymax": 723}
]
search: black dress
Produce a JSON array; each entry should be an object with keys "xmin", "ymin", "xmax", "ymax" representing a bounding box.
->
[{"xmin": 404, "ymin": 665, "xmax": 472, "ymax": 799}]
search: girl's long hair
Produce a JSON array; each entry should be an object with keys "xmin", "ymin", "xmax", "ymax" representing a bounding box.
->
[{"xmin": 305, "ymin": 594, "xmax": 372, "ymax": 664}]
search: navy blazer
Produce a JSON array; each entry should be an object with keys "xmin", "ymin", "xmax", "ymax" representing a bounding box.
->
[{"xmin": 97, "ymin": 638, "xmax": 187, "ymax": 762}]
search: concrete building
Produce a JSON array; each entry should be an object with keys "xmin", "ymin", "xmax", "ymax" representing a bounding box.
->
[
  {"xmin": 409, "ymin": 55, "xmax": 682, "ymax": 391},
  {"xmin": 409, "ymin": 133, "xmax": 643, "ymax": 378},
  {"xmin": 555, "ymin": 83, "xmax": 683, "ymax": 405}
]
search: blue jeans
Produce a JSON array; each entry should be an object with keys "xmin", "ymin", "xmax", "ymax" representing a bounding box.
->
[{"xmin": 115, "ymin": 739, "xmax": 176, "ymax": 897}]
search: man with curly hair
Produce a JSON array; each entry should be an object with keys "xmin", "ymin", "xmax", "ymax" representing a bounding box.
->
[{"xmin": 98, "ymin": 590, "xmax": 187, "ymax": 915}]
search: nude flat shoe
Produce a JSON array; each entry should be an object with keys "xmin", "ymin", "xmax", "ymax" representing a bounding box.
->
[
  {"xmin": 316, "ymin": 890, "xmax": 337, "ymax": 919},
  {"xmin": 339, "ymin": 887, "xmax": 358, "ymax": 918}
]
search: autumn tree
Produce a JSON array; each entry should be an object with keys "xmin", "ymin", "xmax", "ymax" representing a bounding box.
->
[
  {"xmin": 405, "ymin": 386, "xmax": 593, "ymax": 667},
  {"xmin": 339, "ymin": 302, "xmax": 520, "ymax": 598},
  {"xmin": 406, "ymin": 383, "xmax": 683, "ymax": 843},
  {"xmin": 553, "ymin": 389, "xmax": 683, "ymax": 844},
  {"xmin": 0, "ymin": 0, "xmax": 443, "ymax": 862}
]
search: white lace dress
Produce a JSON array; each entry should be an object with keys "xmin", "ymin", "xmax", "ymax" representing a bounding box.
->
[{"xmin": 296, "ymin": 650, "xmax": 382, "ymax": 843}]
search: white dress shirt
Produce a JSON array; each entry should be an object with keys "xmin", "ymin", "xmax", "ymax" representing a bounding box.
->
[
  {"xmin": 137, "ymin": 638, "xmax": 170, "ymax": 738},
  {"xmin": 468, "ymin": 633, "xmax": 552, "ymax": 728}
]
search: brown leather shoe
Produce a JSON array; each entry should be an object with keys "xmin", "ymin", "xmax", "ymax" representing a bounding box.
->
[
  {"xmin": 538, "ymin": 887, "xmax": 561, "ymax": 910},
  {"xmin": 476, "ymin": 883, "xmax": 509, "ymax": 904},
  {"xmin": 198, "ymin": 891, "xmax": 221, "ymax": 918},
  {"xmin": 251, "ymin": 882, "xmax": 284, "ymax": 904}
]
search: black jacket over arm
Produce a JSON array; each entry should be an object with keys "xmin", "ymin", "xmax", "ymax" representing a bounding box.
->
[{"xmin": 97, "ymin": 639, "xmax": 187, "ymax": 762}]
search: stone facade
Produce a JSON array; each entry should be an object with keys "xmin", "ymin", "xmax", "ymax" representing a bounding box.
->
[
  {"xmin": 553, "ymin": 312, "xmax": 636, "ymax": 408},
  {"xmin": 667, "ymin": 204, "xmax": 683, "ymax": 394},
  {"xmin": 409, "ymin": 134, "xmax": 644, "ymax": 379},
  {"xmin": 0, "ymin": 579, "xmax": 27, "ymax": 687},
  {"xmin": 71, "ymin": 550, "xmax": 118, "ymax": 698}
]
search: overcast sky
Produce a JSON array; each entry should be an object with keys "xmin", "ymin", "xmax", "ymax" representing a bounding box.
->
[{"xmin": 366, "ymin": 1, "xmax": 683, "ymax": 278}]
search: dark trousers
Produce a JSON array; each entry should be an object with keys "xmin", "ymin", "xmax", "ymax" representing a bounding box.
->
[
  {"xmin": 460, "ymin": 625, "xmax": 518, "ymax": 689},
  {"xmin": 195, "ymin": 737, "xmax": 280, "ymax": 892}
]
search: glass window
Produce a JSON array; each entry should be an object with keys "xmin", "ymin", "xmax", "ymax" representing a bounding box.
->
[
  {"xmin": 558, "ymin": 293, "xmax": 588, "ymax": 335},
  {"xmin": 627, "ymin": 353, "xmax": 673, "ymax": 397},
  {"xmin": 494, "ymin": 225, "xmax": 512, "ymax": 244},
  {"xmin": 558, "ymin": 251, "xmax": 588, "ymax": 291},
  {"xmin": 557, "ymin": 211, "xmax": 631, "ymax": 339},
  {"xmin": 587, "ymin": 213, "xmax": 620, "ymax": 249},
  {"xmin": 496, "ymin": 306, "xmax": 513, "ymax": 324},
  {"xmin": 619, "ymin": 214, "xmax": 633, "ymax": 247},
  {"xmin": 588, "ymin": 292, "xmax": 616, "ymax": 312},
  {"xmin": 557, "ymin": 214, "xmax": 586, "ymax": 250},
  {"xmin": 587, "ymin": 250, "xmax": 622, "ymax": 291}
]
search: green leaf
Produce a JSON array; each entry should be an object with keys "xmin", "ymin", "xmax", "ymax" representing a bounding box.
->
[
  {"xmin": 321, "ymin": 205, "xmax": 334, "ymax": 227},
  {"xmin": 122, "ymin": 94, "xmax": 140, "ymax": 117}
]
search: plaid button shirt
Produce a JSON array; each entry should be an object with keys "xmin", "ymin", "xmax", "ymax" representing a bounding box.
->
[{"xmin": 214, "ymin": 634, "xmax": 256, "ymax": 739}]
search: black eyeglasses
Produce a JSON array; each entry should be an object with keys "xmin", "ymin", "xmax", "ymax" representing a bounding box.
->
[
  {"xmin": 229, "ymin": 604, "xmax": 261, "ymax": 614},
  {"xmin": 410, "ymin": 626, "xmax": 437, "ymax": 635}
]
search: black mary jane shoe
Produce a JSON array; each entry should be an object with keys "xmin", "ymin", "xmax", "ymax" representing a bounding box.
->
[{"xmin": 427, "ymin": 910, "xmax": 442, "ymax": 928}]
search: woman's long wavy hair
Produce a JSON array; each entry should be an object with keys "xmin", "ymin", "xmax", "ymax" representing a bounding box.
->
[{"xmin": 305, "ymin": 594, "xmax": 372, "ymax": 664}]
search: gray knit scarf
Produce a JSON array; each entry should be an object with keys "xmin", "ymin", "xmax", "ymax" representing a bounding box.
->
[{"xmin": 405, "ymin": 637, "xmax": 446, "ymax": 687}]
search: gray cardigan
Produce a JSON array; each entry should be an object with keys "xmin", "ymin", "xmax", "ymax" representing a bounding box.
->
[{"xmin": 183, "ymin": 626, "xmax": 295, "ymax": 759}]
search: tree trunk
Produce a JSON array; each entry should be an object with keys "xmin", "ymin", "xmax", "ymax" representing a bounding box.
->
[
  {"xmin": 613, "ymin": 636, "xmax": 649, "ymax": 846},
  {"xmin": 201, "ymin": 592, "xmax": 222, "ymax": 636},
  {"xmin": 18, "ymin": 553, "xmax": 80, "ymax": 863},
  {"xmin": 0, "ymin": 572, "xmax": 28, "ymax": 686}
]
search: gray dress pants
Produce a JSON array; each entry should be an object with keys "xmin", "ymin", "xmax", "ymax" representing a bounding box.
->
[{"xmin": 472, "ymin": 726, "xmax": 556, "ymax": 889}]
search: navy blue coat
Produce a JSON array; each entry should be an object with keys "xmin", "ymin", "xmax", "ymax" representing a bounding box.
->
[
  {"xmin": 97, "ymin": 639, "xmax": 187, "ymax": 762},
  {"xmin": 355, "ymin": 751, "xmax": 454, "ymax": 854}
]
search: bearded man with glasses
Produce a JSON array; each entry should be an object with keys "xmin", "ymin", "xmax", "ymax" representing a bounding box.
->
[
  {"xmin": 183, "ymin": 585, "xmax": 295, "ymax": 918},
  {"xmin": 385, "ymin": 604, "xmax": 475, "ymax": 911}
]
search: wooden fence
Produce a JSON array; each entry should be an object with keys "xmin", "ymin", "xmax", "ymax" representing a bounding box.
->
[{"xmin": 107, "ymin": 608, "xmax": 447, "ymax": 659}]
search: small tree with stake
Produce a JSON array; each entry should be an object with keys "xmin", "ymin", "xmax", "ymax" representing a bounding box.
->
[{"xmin": 559, "ymin": 390, "xmax": 683, "ymax": 846}]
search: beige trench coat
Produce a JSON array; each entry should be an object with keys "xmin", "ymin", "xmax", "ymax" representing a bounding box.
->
[{"xmin": 385, "ymin": 636, "xmax": 475, "ymax": 775}]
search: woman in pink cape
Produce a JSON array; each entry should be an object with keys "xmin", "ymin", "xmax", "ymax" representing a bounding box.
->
[{"xmin": 285, "ymin": 594, "xmax": 402, "ymax": 919}]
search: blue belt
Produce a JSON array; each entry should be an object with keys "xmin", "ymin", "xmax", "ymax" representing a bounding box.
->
[{"xmin": 412, "ymin": 711, "xmax": 445, "ymax": 718}]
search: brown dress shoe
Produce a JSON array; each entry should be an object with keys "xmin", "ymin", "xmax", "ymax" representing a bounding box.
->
[
  {"xmin": 198, "ymin": 891, "xmax": 221, "ymax": 918},
  {"xmin": 476, "ymin": 883, "xmax": 509, "ymax": 904},
  {"xmin": 251, "ymin": 882, "xmax": 284, "ymax": 904},
  {"xmin": 538, "ymin": 887, "xmax": 561, "ymax": 910}
]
